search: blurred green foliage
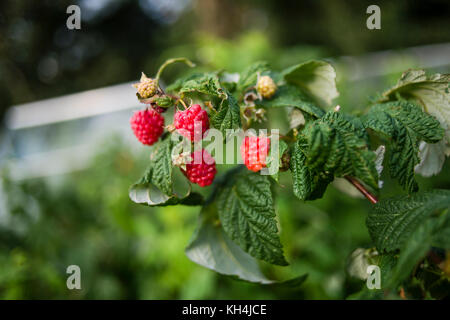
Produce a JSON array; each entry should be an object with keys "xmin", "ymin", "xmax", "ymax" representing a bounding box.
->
[{"xmin": 1, "ymin": 134, "xmax": 448, "ymax": 299}]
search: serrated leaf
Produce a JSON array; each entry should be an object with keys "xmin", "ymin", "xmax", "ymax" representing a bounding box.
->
[
  {"xmin": 143, "ymin": 137, "xmax": 174, "ymax": 195},
  {"xmin": 129, "ymin": 136, "xmax": 204, "ymax": 207},
  {"xmin": 381, "ymin": 70, "xmax": 450, "ymax": 177},
  {"xmin": 236, "ymin": 61, "xmax": 270, "ymax": 94},
  {"xmin": 290, "ymin": 137, "xmax": 333, "ymax": 200},
  {"xmin": 304, "ymin": 111, "xmax": 379, "ymax": 190},
  {"xmin": 381, "ymin": 70, "xmax": 449, "ymax": 135},
  {"xmin": 216, "ymin": 169, "xmax": 288, "ymax": 266},
  {"xmin": 363, "ymin": 101, "xmax": 444, "ymax": 192},
  {"xmin": 210, "ymin": 90, "xmax": 241, "ymax": 138},
  {"xmin": 185, "ymin": 203, "xmax": 274, "ymax": 284},
  {"xmin": 367, "ymin": 189, "xmax": 450, "ymax": 252},
  {"xmin": 165, "ymin": 73, "xmax": 202, "ymax": 92},
  {"xmin": 282, "ymin": 60, "xmax": 339, "ymax": 107},
  {"xmin": 385, "ymin": 220, "xmax": 435, "ymax": 289},
  {"xmin": 178, "ymin": 73, "xmax": 225, "ymax": 98},
  {"xmin": 186, "ymin": 202, "xmax": 307, "ymax": 285},
  {"xmin": 257, "ymin": 84, "xmax": 325, "ymax": 118}
]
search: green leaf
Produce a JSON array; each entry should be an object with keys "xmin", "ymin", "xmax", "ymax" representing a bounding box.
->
[
  {"xmin": 185, "ymin": 203, "xmax": 274, "ymax": 284},
  {"xmin": 383, "ymin": 212, "xmax": 449, "ymax": 290},
  {"xmin": 380, "ymin": 70, "xmax": 450, "ymax": 176},
  {"xmin": 142, "ymin": 137, "xmax": 174, "ymax": 195},
  {"xmin": 367, "ymin": 189, "xmax": 450, "ymax": 252},
  {"xmin": 129, "ymin": 136, "xmax": 204, "ymax": 207},
  {"xmin": 129, "ymin": 182, "xmax": 204, "ymax": 207},
  {"xmin": 236, "ymin": 61, "xmax": 270, "ymax": 94},
  {"xmin": 216, "ymin": 169, "xmax": 288, "ymax": 266},
  {"xmin": 210, "ymin": 90, "xmax": 241, "ymax": 138},
  {"xmin": 381, "ymin": 70, "xmax": 449, "ymax": 136},
  {"xmin": 166, "ymin": 73, "xmax": 201, "ymax": 92},
  {"xmin": 257, "ymin": 84, "xmax": 325, "ymax": 118},
  {"xmin": 363, "ymin": 101, "xmax": 444, "ymax": 192},
  {"xmin": 282, "ymin": 60, "xmax": 339, "ymax": 107},
  {"xmin": 385, "ymin": 221, "xmax": 435, "ymax": 288},
  {"xmin": 178, "ymin": 73, "xmax": 225, "ymax": 98},
  {"xmin": 290, "ymin": 137, "xmax": 333, "ymax": 200},
  {"xmin": 304, "ymin": 111, "xmax": 379, "ymax": 190},
  {"xmin": 186, "ymin": 201, "xmax": 307, "ymax": 285}
]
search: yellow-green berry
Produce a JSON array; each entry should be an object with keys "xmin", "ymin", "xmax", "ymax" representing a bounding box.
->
[
  {"xmin": 137, "ymin": 78, "xmax": 157, "ymax": 98},
  {"xmin": 256, "ymin": 75, "xmax": 277, "ymax": 99}
]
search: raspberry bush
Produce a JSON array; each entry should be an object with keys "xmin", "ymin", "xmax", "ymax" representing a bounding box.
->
[{"xmin": 128, "ymin": 58, "xmax": 450, "ymax": 299}]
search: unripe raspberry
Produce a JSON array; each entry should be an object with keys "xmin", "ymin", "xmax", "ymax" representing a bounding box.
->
[
  {"xmin": 137, "ymin": 78, "xmax": 157, "ymax": 98},
  {"xmin": 256, "ymin": 75, "xmax": 277, "ymax": 99},
  {"xmin": 182, "ymin": 149, "xmax": 217, "ymax": 187},
  {"xmin": 174, "ymin": 104, "xmax": 209, "ymax": 142},
  {"xmin": 240, "ymin": 135, "xmax": 270, "ymax": 172},
  {"xmin": 130, "ymin": 109, "xmax": 164, "ymax": 146},
  {"xmin": 133, "ymin": 73, "xmax": 158, "ymax": 99}
]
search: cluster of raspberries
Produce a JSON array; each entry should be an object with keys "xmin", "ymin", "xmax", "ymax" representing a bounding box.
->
[
  {"xmin": 130, "ymin": 101, "xmax": 216, "ymax": 187},
  {"xmin": 131, "ymin": 76, "xmax": 274, "ymax": 187}
]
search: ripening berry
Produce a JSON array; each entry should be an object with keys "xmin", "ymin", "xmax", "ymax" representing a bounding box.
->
[
  {"xmin": 174, "ymin": 104, "xmax": 209, "ymax": 141},
  {"xmin": 240, "ymin": 135, "xmax": 271, "ymax": 172},
  {"xmin": 137, "ymin": 78, "xmax": 157, "ymax": 98},
  {"xmin": 256, "ymin": 75, "xmax": 277, "ymax": 99},
  {"xmin": 182, "ymin": 149, "xmax": 217, "ymax": 187},
  {"xmin": 133, "ymin": 73, "xmax": 158, "ymax": 99},
  {"xmin": 130, "ymin": 109, "xmax": 164, "ymax": 146}
]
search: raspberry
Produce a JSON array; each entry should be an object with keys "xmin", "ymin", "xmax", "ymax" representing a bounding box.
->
[
  {"xmin": 174, "ymin": 104, "xmax": 209, "ymax": 141},
  {"xmin": 137, "ymin": 78, "xmax": 157, "ymax": 98},
  {"xmin": 130, "ymin": 109, "xmax": 164, "ymax": 146},
  {"xmin": 182, "ymin": 149, "xmax": 217, "ymax": 187},
  {"xmin": 240, "ymin": 135, "xmax": 270, "ymax": 172},
  {"xmin": 133, "ymin": 73, "xmax": 158, "ymax": 99},
  {"xmin": 256, "ymin": 75, "xmax": 277, "ymax": 99}
]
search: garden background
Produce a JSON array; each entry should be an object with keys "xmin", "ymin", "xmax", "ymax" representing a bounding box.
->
[{"xmin": 0, "ymin": 0, "xmax": 449, "ymax": 299}]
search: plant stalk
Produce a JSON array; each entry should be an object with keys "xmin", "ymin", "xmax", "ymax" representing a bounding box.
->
[{"xmin": 345, "ymin": 176, "xmax": 379, "ymax": 204}]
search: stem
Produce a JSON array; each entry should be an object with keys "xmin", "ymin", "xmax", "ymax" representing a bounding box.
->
[
  {"xmin": 155, "ymin": 58, "xmax": 195, "ymax": 84},
  {"xmin": 177, "ymin": 98, "xmax": 188, "ymax": 110},
  {"xmin": 345, "ymin": 176, "xmax": 378, "ymax": 204}
]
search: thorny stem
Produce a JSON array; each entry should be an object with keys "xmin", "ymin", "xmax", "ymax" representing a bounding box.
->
[{"xmin": 344, "ymin": 176, "xmax": 379, "ymax": 204}]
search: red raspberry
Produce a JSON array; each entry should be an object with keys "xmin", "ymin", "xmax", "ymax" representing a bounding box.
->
[
  {"xmin": 240, "ymin": 135, "xmax": 270, "ymax": 172},
  {"xmin": 182, "ymin": 149, "xmax": 217, "ymax": 187},
  {"xmin": 130, "ymin": 109, "xmax": 164, "ymax": 146},
  {"xmin": 174, "ymin": 104, "xmax": 209, "ymax": 141}
]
